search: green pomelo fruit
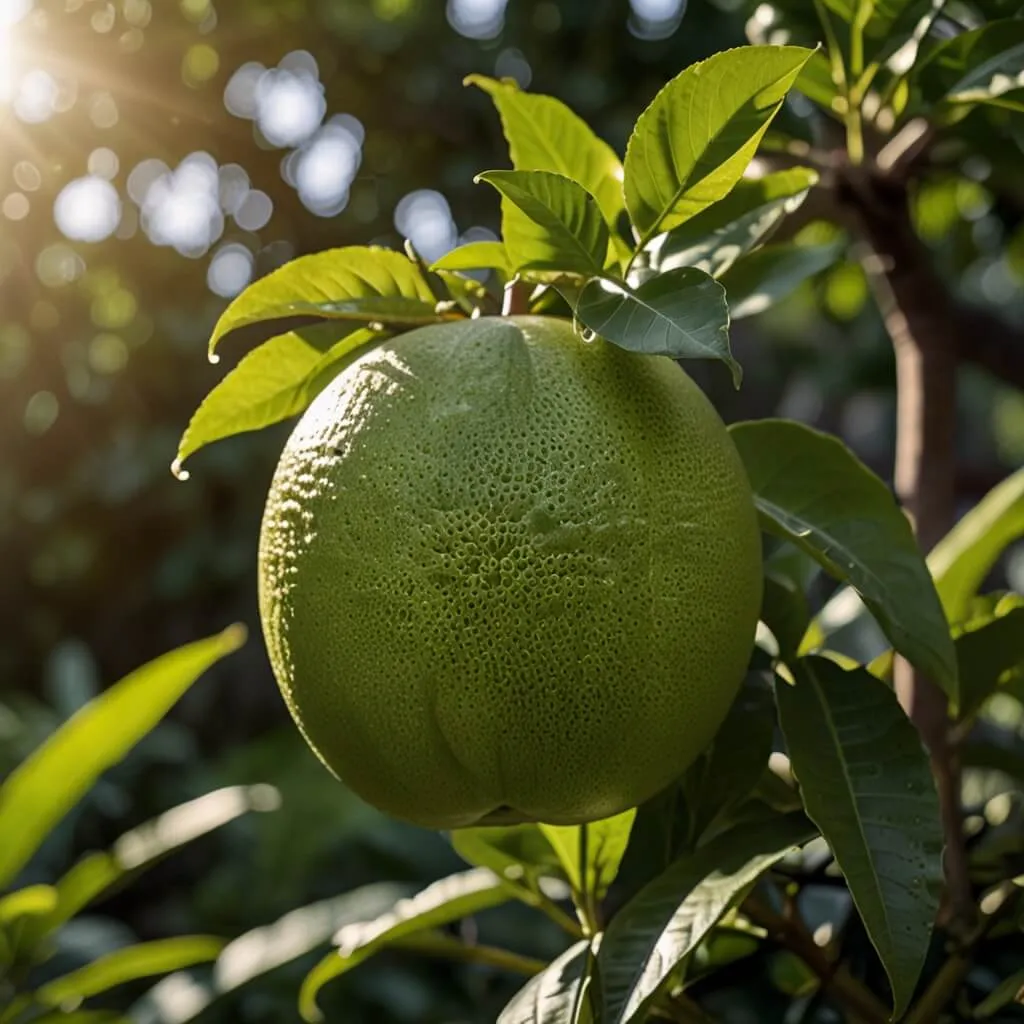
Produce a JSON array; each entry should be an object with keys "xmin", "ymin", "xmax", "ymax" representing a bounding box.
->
[{"xmin": 258, "ymin": 315, "xmax": 763, "ymax": 830}]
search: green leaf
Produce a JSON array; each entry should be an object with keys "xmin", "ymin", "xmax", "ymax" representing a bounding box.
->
[
  {"xmin": 299, "ymin": 867, "xmax": 512, "ymax": 1022},
  {"xmin": 720, "ymin": 240, "xmax": 844, "ymax": 319},
  {"xmin": 499, "ymin": 940, "xmax": 593, "ymax": 1024},
  {"xmin": 431, "ymin": 240, "xmax": 511, "ymax": 275},
  {"xmin": 35, "ymin": 937, "xmax": 225, "ymax": 1008},
  {"xmin": 0, "ymin": 885, "xmax": 58, "ymax": 925},
  {"xmin": 795, "ymin": 50, "xmax": 842, "ymax": 112},
  {"xmin": 575, "ymin": 268, "xmax": 740, "ymax": 386},
  {"xmin": 929, "ymin": 467, "xmax": 1024, "ymax": 623},
  {"xmin": 466, "ymin": 75, "xmax": 624, "ymax": 224},
  {"xmin": 207, "ymin": 246, "xmax": 441, "ymax": 355},
  {"xmin": 452, "ymin": 824, "xmax": 566, "ymax": 888},
  {"xmin": 644, "ymin": 168, "xmax": 819, "ymax": 279},
  {"xmin": 541, "ymin": 810, "xmax": 638, "ymax": 903},
  {"xmin": 175, "ymin": 324, "xmax": 379, "ymax": 470},
  {"xmin": 682, "ymin": 674, "xmax": 776, "ymax": 843},
  {"xmin": 729, "ymin": 419, "xmax": 958, "ymax": 697},
  {"xmin": 955, "ymin": 600, "xmax": 1024, "ymax": 720},
  {"xmin": 973, "ymin": 966, "xmax": 1024, "ymax": 1018},
  {"xmin": 623, "ymin": 45, "xmax": 815, "ymax": 243},
  {"xmin": 776, "ymin": 657, "xmax": 943, "ymax": 1017},
  {"xmin": 915, "ymin": 20, "xmax": 1024, "ymax": 111},
  {"xmin": 596, "ymin": 812, "xmax": 815, "ymax": 1024},
  {"xmin": 761, "ymin": 572, "xmax": 811, "ymax": 660},
  {"xmin": 476, "ymin": 170, "xmax": 608, "ymax": 277},
  {"xmin": 0, "ymin": 627, "xmax": 245, "ymax": 890}
]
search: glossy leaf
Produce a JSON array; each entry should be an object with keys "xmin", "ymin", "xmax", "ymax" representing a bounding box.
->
[
  {"xmin": 623, "ymin": 45, "xmax": 815, "ymax": 242},
  {"xmin": 597, "ymin": 812, "xmax": 814, "ymax": 1023},
  {"xmin": 720, "ymin": 240, "xmax": 845, "ymax": 319},
  {"xmin": 955, "ymin": 601, "xmax": 1024, "ymax": 720},
  {"xmin": 777, "ymin": 657, "xmax": 943, "ymax": 1017},
  {"xmin": 207, "ymin": 246, "xmax": 441, "ymax": 355},
  {"xmin": 644, "ymin": 168, "xmax": 819, "ymax": 279},
  {"xmin": 576, "ymin": 268, "xmax": 740, "ymax": 386},
  {"xmin": 541, "ymin": 810, "xmax": 638, "ymax": 902},
  {"xmin": 499, "ymin": 940, "xmax": 592, "ymax": 1024},
  {"xmin": 761, "ymin": 572, "xmax": 811, "ymax": 659},
  {"xmin": 729, "ymin": 419, "xmax": 958, "ymax": 697},
  {"xmin": 477, "ymin": 170, "xmax": 608, "ymax": 277},
  {"xmin": 299, "ymin": 868, "xmax": 512, "ymax": 1021},
  {"xmin": 175, "ymin": 324, "xmax": 379, "ymax": 470},
  {"xmin": 431, "ymin": 240, "xmax": 510, "ymax": 274},
  {"xmin": 929, "ymin": 466, "xmax": 1024, "ymax": 623},
  {"xmin": 34, "ymin": 937, "xmax": 225, "ymax": 1007},
  {"xmin": 466, "ymin": 75, "xmax": 624, "ymax": 223},
  {"xmin": 0, "ymin": 627, "xmax": 245, "ymax": 890}
]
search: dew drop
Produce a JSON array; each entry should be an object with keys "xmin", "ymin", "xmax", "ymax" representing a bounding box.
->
[{"xmin": 208, "ymin": 351, "xmax": 220, "ymax": 365}]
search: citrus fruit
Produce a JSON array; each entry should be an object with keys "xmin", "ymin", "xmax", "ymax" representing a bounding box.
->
[{"xmin": 258, "ymin": 315, "xmax": 762, "ymax": 829}]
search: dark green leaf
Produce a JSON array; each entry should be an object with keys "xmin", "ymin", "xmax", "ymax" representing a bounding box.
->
[
  {"xmin": 955, "ymin": 602, "xmax": 1024, "ymax": 720},
  {"xmin": 929, "ymin": 466, "xmax": 1024, "ymax": 623},
  {"xmin": 973, "ymin": 967, "xmax": 1024, "ymax": 1018},
  {"xmin": 476, "ymin": 170, "xmax": 608, "ymax": 277},
  {"xmin": 729, "ymin": 419, "xmax": 958, "ymax": 697},
  {"xmin": 499, "ymin": 940, "xmax": 593, "ymax": 1024},
  {"xmin": 207, "ymin": 246, "xmax": 441, "ymax": 355},
  {"xmin": 776, "ymin": 657, "xmax": 943, "ymax": 1017},
  {"xmin": 541, "ymin": 810, "xmax": 637, "ymax": 902},
  {"xmin": 299, "ymin": 868, "xmax": 512, "ymax": 1022},
  {"xmin": 596, "ymin": 812, "xmax": 814, "ymax": 1023},
  {"xmin": 682, "ymin": 674, "xmax": 776, "ymax": 843},
  {"xmin": 643, "ymin": 168, "xmax": 819, "ymax": 279},
  {"xmin": 0, "ymin": 627, "xmax": 245, "ymax": 890},
  {"xmin": 576, "ymin": 268, "xmax": 740, "ymax": 386},
  {"xmin": 623, "ymin": 45, "xmax": 815, "ymax": 242},
  {"xmin": 431, "ymin": 240, "xmax": 510, "ymax": 274},
  {"xmin": 466, "ymin": 75, "xmax": 624, "ymax": 224},
  {"xmin": 761, "ymin": 572, "xmax": 811, "ymax": 659},
  {"xmin": 175, "ymin": 324, "xmax": 380, "ymax": 471},
  {"xmin": 719, "ymin": 240, "xmax": 845, "ymax": 319}
]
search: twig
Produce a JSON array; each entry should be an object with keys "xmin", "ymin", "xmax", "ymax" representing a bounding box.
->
[{"xmin": 393, "ymin": 932, "xmax": 547, "ymax": 976}]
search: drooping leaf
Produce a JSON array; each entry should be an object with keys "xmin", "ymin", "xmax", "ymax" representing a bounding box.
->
[
  {"xmin": 928, "ymin": 466, "xmax": 1024, "ymax": 623},
  {"xmin": 596, "ymin": 812, "xmax": 815, "ymax": 1024},
  {"xmin": 299, "ymin": 868, "xmax": 512, "ymax": 1022},
  {"xmin": 682, "ymin": 674, "xmax": 777, "ymax": 844},
  {"xmin": 643, "ymin": 168, "xmax": 819, "ymax": 279},
  {"xmin": 476, "ymin": 170, "xmax": 608, "ymax": 277},
  {"xmin": 719, "ymin": 240, "xmax": 845, "ymax": 319},
  {"xmin": 0, "ymin": 627, "xmax": 245, "ymax": 890},
  {"xmin": 776, "ymin": 657, "xmax": 943, "ymax": 1018},
  {"xmin": 729, "ymin": 419, "xmax": 958, "ymax": 697},
  {"xmin": 576, "ymin": 268, "xmax": 740, "ymax": 386},
  {"xmin": 466, "ymin": 75, "xmax": 624, "ymax": 223},
  {"xmin": 499, "ymin": 940, "xmax": 593, "ymax": 1024},
  {"xmin": 176, "ymin": 325, "xmax": 380, "ymax": 470},
  {"xmin": 207, "ymin": 246, "xmax": 442, "ymax": 355},
  {"xmin": 955, "ymin": 599, "xmax": 1024, "ymax": 720},
  {"xmin": 623, "ymin": 45, "xmax": 815, "ymax": 242},
  {"xmin": 431, "ymin": 240, "xmax": 511, "ymax": 275},
  {"xmin": 761, "ymin": 572, "xmax": 811, "ymax": 660},
  {"xmin": 540, "ymin": 810, "xmax": 638, "ymax": 903}
]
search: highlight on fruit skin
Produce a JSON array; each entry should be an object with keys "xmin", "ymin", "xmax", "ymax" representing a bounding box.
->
[{"xmin": 257, "ymin": 314, "xmax": 763, "ymax": 830}]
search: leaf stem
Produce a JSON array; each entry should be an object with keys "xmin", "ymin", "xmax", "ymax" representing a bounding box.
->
[
  {"xmin": 532, "ymin": 891, "xmax": 587, "ymax": 939},
  {"xmin": 394, "ymin": 932, "xmax": 547, "ymax": 976},
  {"xmin": 502, "ymin": 278, "xmax": 533, "ymax": 316}
]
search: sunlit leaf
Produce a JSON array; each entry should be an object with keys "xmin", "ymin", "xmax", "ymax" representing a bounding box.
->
[
  {"xmin": 643, "ymin": 168, "xmax": 819, "ymax": 279},
  {"xmin": 466, "ymin": 75, "xmax": 625, "ymax": 223},
  {"xmin": 955, "ymin": 598, "xmax": 1024, "ymax": 720},
  {"xmin": 623, "ymin": 45, "xmax": 815, "ymax": 242},
  {"xmin": 431, "ymin": 240, "xmax": 511, "ymax": 275},
  {"xmin": 729, "ymin": 419, "xmax": 958, "ymax": 697},
  {"xmin": 777, "ymin": 657, "xmax": 943, "ymax": 1018},
  {"xmin": 0, "ymin": 627, "xmax": 245, "ymax": 890},
  {"xmin": 541, "ymin": 810, "xmax": 637, "ymax": 903},
  {"xmin": 596, "ymin": 812, "xmax": 815, "ymax": 1023},
  {"xmin": 476, "ymin": 170, "xmax": 608, "ymax": 277},
  {"xmin": 0, "ymin": 885, "xmax": 58, "ymax": 925},
  {"xmin": 499, "ymin": 940, "xmax": 593, "ymax": 1024},
  {"xmin": 299, "ymin": 868, "xmax": 511, "ymax": 1022},
  {"xmin": 207, "ymin": 246, "xmax": 442, "ymax": 355},
  {"xmin": 176, "ymin": 324, "xmax": 380, "ymax": 469},
  {"xmin": 576, "ymin": 268, "xmax": 740, "ymax": 386},
  {"xmin": 720, "ymin": 240, "xmax": 845, "ymax": 319}
]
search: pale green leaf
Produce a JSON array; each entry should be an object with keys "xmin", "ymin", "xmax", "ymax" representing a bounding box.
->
[
  {"xmin": 597, "ymin": 812, "xmax": 815, "ymax": 1023},
  {"xmin": 0, "ymin": 627, "xmax": 245, "ymax": 890},
  {"xmin": 541, "ymin": 810, "xmax": 637, "ymax": 903},
  {"xmin": 777, "ymin": 657, "xmax": 943, "ymax": 1017},
  {"xmin": 207, "ymin": 246, "xmax": 440, "ymax": 355},
  {"xmin": 499, "ymin": 940, "xmax": 593, "ymax": 1024},
  {"xmin": 431, "ymin": 240, "xmax": 510, "ymax": 275},
  {"xmin": 643, "ymin": 168, "xmax": 818, "ymax": 280},
  {"xmin": 0, "ymin": 884, "xmax": 58, "ymax": 925},
  {"xmin": 477, "ymin": 170, "xmax": 608, "ymax": 277},
  {"xmin": 955, "ymin": 600, "xmax": 1024, "ymax": 720},
  {"xmin": 729, "ymin": 419, "xmax": 958, "ymax": 697},
  {"xmin": 466, "ymin": 75, "xmax": 624, "ymax": 223},
  {"xmin": 576, "ymin": 267, "xmax": 740, "ymax": 386},
  {"xmin": 299, "ymin": 868, "xmax": 511, "ymax": 1022},
  {"xmin": 623, "ymin": 45, "xmax": 815, "ymax": 242},
  {"xmin": 175, "ymin": 324, "xmax": 379, "ymax": 470},
  {"xmin": 720, "ymin": 240, "xmax": 845, "ymax": 319}
]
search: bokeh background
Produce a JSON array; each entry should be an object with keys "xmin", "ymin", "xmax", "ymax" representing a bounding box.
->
[{"xmin": 2, "ymin": 0, "xmax": 1023, "ymax": 1020}]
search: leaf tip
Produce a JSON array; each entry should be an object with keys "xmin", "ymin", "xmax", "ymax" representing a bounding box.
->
[
  {"xmin": 170, "ymin": 455, "xmax": 191, "ymax": 482},
  {"xmin": 219, "ymin": 622, "xmax": 248, "ymax": 653}
]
